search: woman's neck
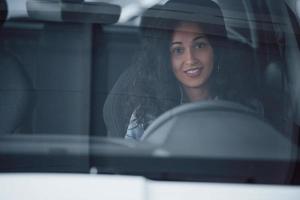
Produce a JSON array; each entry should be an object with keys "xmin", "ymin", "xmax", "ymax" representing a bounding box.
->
[{"xmin": 183, "ymin": 86, "xmax": 211, "ymax": 102}]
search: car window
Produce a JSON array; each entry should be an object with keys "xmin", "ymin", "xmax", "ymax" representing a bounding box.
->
[{"xmin": 0, "ymin": 0, "xmax": 300, "ymax": 185}]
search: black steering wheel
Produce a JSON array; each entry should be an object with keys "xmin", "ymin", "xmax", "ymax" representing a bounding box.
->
[{"xmin": 141, "ymin": 100, "xmax": 293, "ymax": 160}]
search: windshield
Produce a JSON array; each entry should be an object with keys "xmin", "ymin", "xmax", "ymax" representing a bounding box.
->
[{"xmin": 0, "ymin": 0, "xmax": 300, "ymax": 185}]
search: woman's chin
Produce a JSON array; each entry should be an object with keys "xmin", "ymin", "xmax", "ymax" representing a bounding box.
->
[{"xmin": 182, "ymin": 80, "xmax": 205, "ymax": 89}]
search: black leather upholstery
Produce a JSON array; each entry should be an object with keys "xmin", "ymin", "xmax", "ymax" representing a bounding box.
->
[
  {"xmin": 103, "ymin": 67, "xmax": 135, "ymax": 137},
  {"xmin": 262, "ymin": 61, "xmax": 292, "ymax": 135}
]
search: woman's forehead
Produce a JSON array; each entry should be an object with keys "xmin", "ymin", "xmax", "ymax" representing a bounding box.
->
[
  {"xmin": 172, "ymin": 22, "xmax": 206, "ymax": 41},
  {"xmin": 175, "ymin": 22, "xmax": 204, "ymax": 34}
]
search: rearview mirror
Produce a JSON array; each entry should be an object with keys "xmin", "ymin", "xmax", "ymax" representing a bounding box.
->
[{"xmin": 27, "ymin": 0, "xmax": 121, "ymax": 24}]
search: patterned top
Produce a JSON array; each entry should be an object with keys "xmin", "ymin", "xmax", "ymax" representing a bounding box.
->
[{"xmin": 125, "ymin": 110, "xmax": 154, "ymax": 140}]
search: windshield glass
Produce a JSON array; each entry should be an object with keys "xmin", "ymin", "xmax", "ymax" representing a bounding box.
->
[{"xmin": 0, "ymin": 0, "xmax": 300, "ymax": 184}]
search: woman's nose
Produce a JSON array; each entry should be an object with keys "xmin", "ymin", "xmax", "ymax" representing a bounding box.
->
[{"xmin": 184, "ymin": 48, "xmax": 197, "ymax": 65}]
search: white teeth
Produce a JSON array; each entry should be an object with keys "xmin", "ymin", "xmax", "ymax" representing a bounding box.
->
[{"xmin": 186, "ymin": 69, "xmax": 199, "ymax": 74}]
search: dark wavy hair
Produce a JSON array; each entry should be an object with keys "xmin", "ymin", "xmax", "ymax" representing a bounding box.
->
[{"xmin": 125, "ymin": 0, "xmax": 233, "ymax": 128}]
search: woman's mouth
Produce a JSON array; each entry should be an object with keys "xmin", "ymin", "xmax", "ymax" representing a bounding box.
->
[{"xmin": 184, "ymin": 67, "xmax": 202, "ymax": 78}]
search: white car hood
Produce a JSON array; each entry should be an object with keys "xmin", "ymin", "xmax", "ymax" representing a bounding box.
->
[{"xmin": 0, "ymin": 173, "xmax": 300, "ymax": 200}]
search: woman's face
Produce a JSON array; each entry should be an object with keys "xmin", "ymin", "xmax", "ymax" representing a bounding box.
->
[{"xmin": 170, "ymin": 22, "xmax": 214, "ymax": 90}]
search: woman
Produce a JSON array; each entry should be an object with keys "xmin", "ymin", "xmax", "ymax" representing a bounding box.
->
[{"xmin": 124, "ymin": 0, "xmax": 262, "ymax": 140}]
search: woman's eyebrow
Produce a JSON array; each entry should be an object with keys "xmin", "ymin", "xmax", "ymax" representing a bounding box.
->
[
  {"xmin": 170, "ymin": 41, "xmax": 182, "ymax": 46},
  {"xmin": 171, "ymin": 34, "xmax": 207, "ymax": 46},
  {"xmin": 193, "ymin": 35, "xmax": 206, "ymax": 41}
]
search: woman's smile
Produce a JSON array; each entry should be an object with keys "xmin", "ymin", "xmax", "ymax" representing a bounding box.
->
[{"xmin": 184, "ymin": 66, "xmax": 203, "ymax": 78}]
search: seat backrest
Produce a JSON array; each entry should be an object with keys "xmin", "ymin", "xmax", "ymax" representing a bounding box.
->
[
  {"xmin": 103, "ymin": 67, "xmax": 136, "ymax": 137},
  {"xmin": 262, "ymin": 60, "xmax": 293, "ymax": 137},
  {"xmin": 0, "ymin": 49, "xmax": 34, "ymax": 134}
]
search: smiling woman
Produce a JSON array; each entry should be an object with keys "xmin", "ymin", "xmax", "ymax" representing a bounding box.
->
[{"xmin": 122, "ymin": 0, "xmax": 264, "ymax": 140}]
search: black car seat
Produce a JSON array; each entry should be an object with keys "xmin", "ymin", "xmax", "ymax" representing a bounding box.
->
[
  {"xmin": 103, "ymin": 67, "xmax": 137, "ymax": 137},
  {"xmin": 261, "ymin": 59, "xmax": 293, "ymax": 139}
]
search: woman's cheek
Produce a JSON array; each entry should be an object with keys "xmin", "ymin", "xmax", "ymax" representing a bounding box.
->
[{"xmin": 171, "ymin": 56, "xmax": 182, "ymax": 71}]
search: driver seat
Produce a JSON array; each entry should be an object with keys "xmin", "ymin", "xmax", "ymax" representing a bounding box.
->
[{"xmin": 103, "ymin": 67, "xmax": 137, "ymax": 137}]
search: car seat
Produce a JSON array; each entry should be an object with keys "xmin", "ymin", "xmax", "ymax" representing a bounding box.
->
[{"xmin": 103, "ymin": 67, "xmax": 137, "ymax": 137}]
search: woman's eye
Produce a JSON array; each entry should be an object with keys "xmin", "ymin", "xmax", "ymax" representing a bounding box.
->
[
  {"xmin": 171, "ymin": 47, "xmax": 184, "ymax": 55},
  {"xmin": 194, "ymin": 42, "xmax": 207, "ymax": 49}
]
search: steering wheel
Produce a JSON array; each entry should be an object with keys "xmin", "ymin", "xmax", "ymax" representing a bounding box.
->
[{"xmin": 141, "ymin": 100, "xmax": 293, "ymax": 160}]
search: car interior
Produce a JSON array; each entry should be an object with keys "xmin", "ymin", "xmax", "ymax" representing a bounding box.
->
[{"xmin": 0, "ymin": 0, "xmax": 300, "ymax": 183}]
